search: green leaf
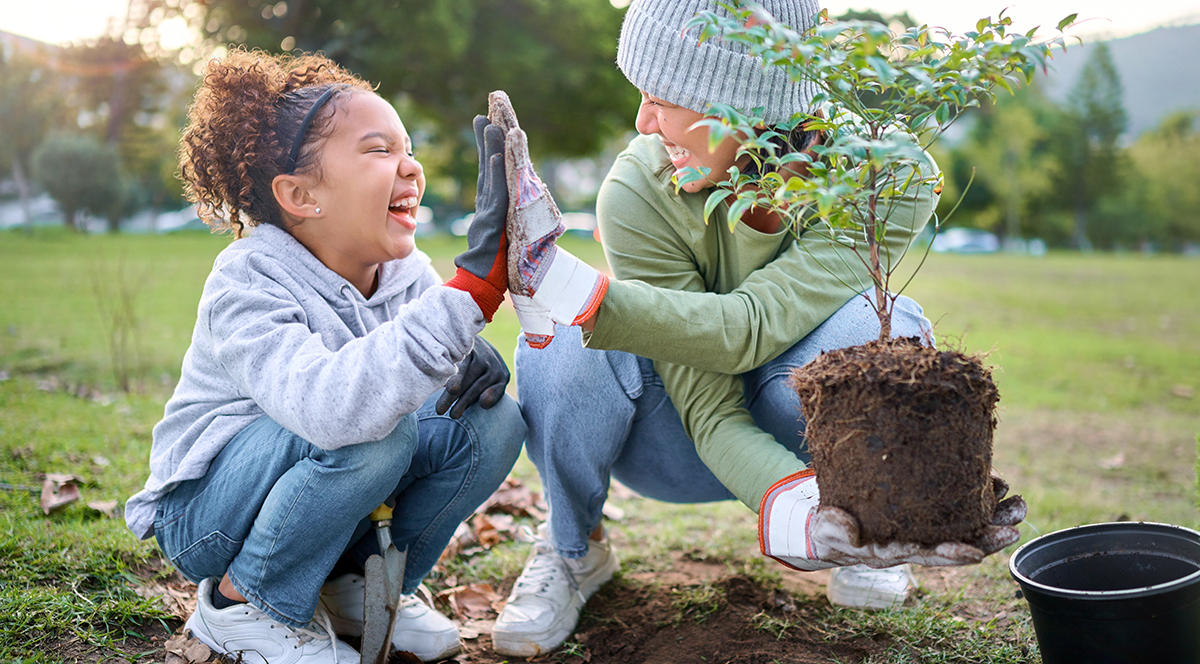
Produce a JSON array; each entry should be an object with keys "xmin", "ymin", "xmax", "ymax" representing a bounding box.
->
[
  {"xmin": 1057, "ymin": 14, "xmax": 1078, "ymax": 32},
  {"xmin": 703, "ymin": 189, "xmax": 727, "ymax": 224},
  {"xmin": 935, "ymin": 102, "xmax": 950, "ymax": 126},
  {"xmin": 726, "ymin": 196, "xmax": 754, "ymax": 231}
]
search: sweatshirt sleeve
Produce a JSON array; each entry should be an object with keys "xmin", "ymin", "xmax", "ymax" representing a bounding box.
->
[{"xmin": 204, "ymin": 273, "xmax": 482, "ymax": 449}]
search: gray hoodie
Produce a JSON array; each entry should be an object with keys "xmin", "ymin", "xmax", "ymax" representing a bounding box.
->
[{"xmin": 124, "ymin": 224, "xmax": 484, "ymax": 539}]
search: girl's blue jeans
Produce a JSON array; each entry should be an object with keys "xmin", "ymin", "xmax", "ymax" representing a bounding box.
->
[
  {"xmin": 153, "ymin": 390, "xmax": 526, "ymax": 628},
  {"xmin": 515, "ymin": 295, "xmax": 932, "ymax": 559}
]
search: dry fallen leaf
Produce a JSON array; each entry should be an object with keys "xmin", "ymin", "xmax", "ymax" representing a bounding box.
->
[
  {"xmin": 438, "ymin": 583, "xmax": 503, "ymax": 621},
  {"xmin": 436, "ymin": 521, "xmax": 475, "ymax": 569},
  {"xmin": 1098, "ymin": 452, "xmax": 1126, "ymax": 470},
  {"xmin": 183, "ymin": 640, "xmax": 212, "ymax": 663},
  {"xmin": 87, "ymin": 499, "xmax": 120, "ymax": 517},
  {"xmin": 40, "ymin": 474, "xmax": 82, "ymax": 514},
  {"xmin": 472, "ymin": 513, "xmax": 503, "ymax": 549},
  {"xmin": 164, "ymin": 630, "xmax": 221, "ymax": 663},
  {"xmin": 477, "ymin": 476, "xmax": 549, "ymax": 520},
  {"xmin": 136, "ymin": 577, "xmax": 199, "ymax": 619}
]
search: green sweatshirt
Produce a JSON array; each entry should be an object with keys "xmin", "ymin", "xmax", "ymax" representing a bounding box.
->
[{"xmin": 587, "ymin": 133, "xmax": 939, "ymax": 511}]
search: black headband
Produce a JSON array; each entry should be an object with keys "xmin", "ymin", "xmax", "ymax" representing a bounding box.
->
[{"xmin": 284, "ymin": 86, "xmax": 346, "ymax": 174}]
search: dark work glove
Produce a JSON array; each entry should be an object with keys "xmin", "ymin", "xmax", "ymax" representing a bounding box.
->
[
  {"xmin": 443, "ymin": 115, "xmax": 508, "ymax": 321},
  {"xmin": 435, "ymin": 337, "xmax": 510, "ymax": 419}
]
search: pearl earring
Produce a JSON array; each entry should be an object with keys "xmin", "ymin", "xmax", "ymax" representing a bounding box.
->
[{"xmin": 315, "ymin": 207, "xmax": 322, "ymax": 215}]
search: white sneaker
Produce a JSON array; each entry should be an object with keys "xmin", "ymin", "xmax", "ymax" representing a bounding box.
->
[
  {"xmin": 492, "ymin": 524, "xmax": 619, "ymax": 657},
  {"xmin": 185, "ymin": 577, "xmax": 360, "ymax": 664},
  {"xmin": 318, "ymin": 573, "xmax": 462, "ymax": 662},
  {"xmin": 826, "ymin": 564, "xmax": 915, "ymax": 610}
]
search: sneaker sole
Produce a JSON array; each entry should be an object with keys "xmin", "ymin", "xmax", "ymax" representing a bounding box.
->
[
  {"xmin": 492, "ymin": 550, "xmax": 619, "ymax": 656},
  {"xmin": 184, "ymin": 613, "xmax": 224, "ymax": 654},
  {"xmin": 493, "ymin": 614, "xmax": 578, "ymax": 658}
]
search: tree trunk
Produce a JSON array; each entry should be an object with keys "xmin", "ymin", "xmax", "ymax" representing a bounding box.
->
[
  {"xmin": 1003, "ymin": 146, "xmax": 1022, "ymax": 250},
  {"xmin": 11, "ymin": 156, "xmax": 34, "ymax": 234},
  {"xmin": 1072, "ymin": 202, "xmax": 1093, "ymax": 252}
]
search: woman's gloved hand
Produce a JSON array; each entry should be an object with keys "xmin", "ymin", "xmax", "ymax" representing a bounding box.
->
[
  {"xmin": 487, "ymin": 90, "xmax": 608, "ymax": 348},
  {"xmin": 435, "ymin": 337, "xmax": 510, "ymax": 419},
  {"xmin": 443, "ymin": 115, "xmax": 509, "ymax": 322},
  {"xmin": 759, "ymin": 469, "xmax": 1026, "ymax": 571}
]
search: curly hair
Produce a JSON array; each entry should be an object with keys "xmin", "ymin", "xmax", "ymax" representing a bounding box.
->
[{"xmin": 178, "ymin": 48, "xmax": 374, "ymax": 237}]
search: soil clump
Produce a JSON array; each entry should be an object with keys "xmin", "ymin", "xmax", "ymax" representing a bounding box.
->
[{"xmin": 791, "ymin": 337, "xmax": 1000, "ymax": 544}]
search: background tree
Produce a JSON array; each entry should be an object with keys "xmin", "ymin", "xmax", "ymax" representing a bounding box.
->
[
  {"xmin": 958, "ymin": 87, "xmax": 1060, "ymax": 246},
  {"xmin": 57, "ymin": 37, "xmax": 190, "ymax": 229},
  {"xmin": 0, "ymin": 45, "xmax": 66, "ymax": 231},
  {"xmin": 1053, "ymin": 42, "xmax": 1127, "ymax": 251},
  {"xmin": 189, "ymin": 0, "xmax": 634, "ymax": 209},
  {"xmin": 1126, "ymin": 111, "xmax": 1200, "ymax": 250},
  {"xmin": 31, "ymin": 134, "xmax": 124, "ymax": 231}
]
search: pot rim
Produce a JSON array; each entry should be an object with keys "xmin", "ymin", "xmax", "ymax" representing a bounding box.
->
[{"xmin": 1009, "ymin": 521, "xmax": 1200, "ymax": 600}]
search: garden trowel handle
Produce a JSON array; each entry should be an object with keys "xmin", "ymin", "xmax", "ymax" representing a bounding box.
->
[{"xmin": 369, "ymin": 502, "xmax": 394, "ymax": 550}]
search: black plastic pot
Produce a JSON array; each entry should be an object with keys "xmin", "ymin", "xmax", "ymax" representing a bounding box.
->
[{"xmin": 1009, "ymin": 522, "xmax": 1200, "ymax": 664}]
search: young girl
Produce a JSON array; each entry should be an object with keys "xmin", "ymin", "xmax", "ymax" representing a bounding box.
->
[{"xmin": 123, "ymin": 49, "xmax": 525, "ymax": 663}]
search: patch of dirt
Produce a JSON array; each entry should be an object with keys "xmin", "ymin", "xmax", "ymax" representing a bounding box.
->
[
  {"xmin": 453, "ymin": 561, "xmax": 887, "ymax": 664},
  {"xmin": 43, "ymin": 617, "xmax": 182, "ymax": 663}
]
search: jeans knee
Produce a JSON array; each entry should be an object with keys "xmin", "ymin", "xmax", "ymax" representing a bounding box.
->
[
  {"xmin": 467, "ymin": 395, "xmax": 526, "ymax": 478},
  {"xmin": 326, "ymin": 413, "xmax": 418, "ymax": 486}
]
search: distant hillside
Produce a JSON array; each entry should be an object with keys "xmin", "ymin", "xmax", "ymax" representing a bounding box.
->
[{"xmin": 1036, "ymin": 23, "xmax": 1200, "ymax": 139}]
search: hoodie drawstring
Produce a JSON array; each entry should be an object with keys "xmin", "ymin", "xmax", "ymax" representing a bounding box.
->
[{"xmin": 339, "ymin": 284, "xmax": 369, "ymax": 336}]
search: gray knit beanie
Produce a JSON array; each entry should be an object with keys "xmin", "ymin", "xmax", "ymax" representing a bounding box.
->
[{"xmin": 617, "ymin": 0, "xmax": 821, "ymax": 125}]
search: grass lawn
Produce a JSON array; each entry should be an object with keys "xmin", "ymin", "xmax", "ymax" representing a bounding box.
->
[{"xmin": 1, "ymin": 228, "xmax": 1197, "ymax": 662}]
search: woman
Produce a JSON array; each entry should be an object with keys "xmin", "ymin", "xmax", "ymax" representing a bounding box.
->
[{"xmin": 485, "ymin": 0, "xmax": 1023, "ymax": 658}]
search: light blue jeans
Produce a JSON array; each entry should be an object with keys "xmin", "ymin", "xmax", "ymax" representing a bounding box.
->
[
  {"xmin": 153, "ymin": 390, "xmax": 526, "ymax": 627},
  {"xmin": 515, "ymin": 295, "xmax": 932, "ymax": 559}
]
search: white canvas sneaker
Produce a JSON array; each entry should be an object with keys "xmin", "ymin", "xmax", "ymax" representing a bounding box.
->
[
  {"xmin": 492, "ymin": 524, "xmax": 619, "ymax": 657},
  {"xmin": 826, "ymin": 564, "xmax": 915, "ymax": 610},
  {"xmin": 318, "ymin": 573, "xmax": 462, "ymax": 662},
  {"xmin": 185, "ymin": 577, "xmax": 360, "ymax": 664}
]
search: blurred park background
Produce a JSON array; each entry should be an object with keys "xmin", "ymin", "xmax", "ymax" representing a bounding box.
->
[
  {"xmin": 2, "ymin": 1, "xmax": 1200, "ymax": 661},
  {"xmin": 2, "ymin": 0, "xmax": 1200, "ymax": 251}
]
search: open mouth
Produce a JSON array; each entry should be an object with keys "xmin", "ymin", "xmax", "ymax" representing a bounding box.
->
[
  {"xmin": 663, "ymin": 142, "xmax": 692, "ymax": 162},
  {"xmin": 388, "ymin": 196, "xmax": 420, "ymax": 225}
]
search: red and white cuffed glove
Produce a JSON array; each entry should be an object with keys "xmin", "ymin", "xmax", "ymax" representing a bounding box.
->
[
  {"xmin": 759, "ymin": 469, "xmax": 1026, "ymax": 571},
  {"xmin": 488, "ymin": 91, "xmax": 608, "ymax": 348}
]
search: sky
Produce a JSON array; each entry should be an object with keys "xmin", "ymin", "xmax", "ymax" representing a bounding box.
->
[{"xmin": 1, "ymin": 0, "xmax": 1198, "ymax": 47}]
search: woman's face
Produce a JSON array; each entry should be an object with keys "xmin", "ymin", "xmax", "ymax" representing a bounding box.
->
[
  {"xmin": 300, "ymin": 91, "xmax": 425, "ymax": 283},
  {"xmin": 634, "ymin": 90, "xmax": 742, "ymax": 194}
]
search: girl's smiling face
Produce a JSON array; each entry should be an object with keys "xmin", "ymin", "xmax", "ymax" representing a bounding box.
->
[
  {"xmin": 634, "ymin": 90, "xmax": 742, "ymax": 194},
  {"xmin": 289, "ymin": 91, "xmax": 425, "ymax": 294}
]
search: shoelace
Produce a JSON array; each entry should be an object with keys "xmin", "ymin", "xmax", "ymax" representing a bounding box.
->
[
  {"xmin": 291, "ymin": 607, "xmax": 340, "ymax": 661},
  {"xmin": 511, "ymin": 537, "xmax": 578, "ymax": 597}
]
